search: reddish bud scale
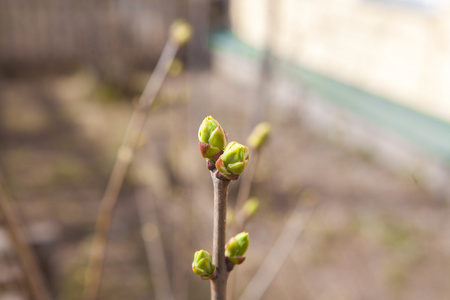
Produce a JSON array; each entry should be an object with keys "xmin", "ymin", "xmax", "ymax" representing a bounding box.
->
[
  {"xmin": 215, "ymin": 157, "xmax": 240, "ymax": 180},
  {"xmin": 199, "ymin": 142, "xmax": 224, "ymax": 162}
]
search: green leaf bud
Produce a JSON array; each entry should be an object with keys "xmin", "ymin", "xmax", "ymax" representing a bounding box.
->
[
  {"xmin": 247, "ymin": 122, "xmax": 271, "ymax": 150},
  {"xmin": 198, "ymin": 116, "xmax": 227, "ymax": 162},
  {"xmin": 233, "ymin": 232, "xmax": 249, "ymax": 256},
  {"xmin": 242, "ymin": 197, "xmax": 259, "ymax": 218},
  {"xmin": 167, "ymin": 58, "xmax": 184, "ymax": 76},
  {"xmin": 170, "ymin": 19, "xmax": 193, "ymax": 46},
  {"xmin": 192, "ymin": 250, "xmax": 216, "ymax": 279},
  {"xmin": 215, "ymin": 142, "xmax": 249, "ymax": 180},
  {"xmin": 225, "ymin": 232, "xmax": 249, "ymax": 265}
]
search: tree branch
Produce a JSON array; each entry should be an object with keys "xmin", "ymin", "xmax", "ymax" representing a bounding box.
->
[
  {"xmin": 209, "ymin": 171, "xmax": 231, "ymax": 300},
  {"xmin": 82, "ymin": 39, "xmax": 179, "ymax": 300},
  {"xmin": 0, "ymin": 173, "xmax": 52, "ymax": 300},
  {"xmin": 238, "ymin": 194, "xmax": 318, "ymax": 300}
]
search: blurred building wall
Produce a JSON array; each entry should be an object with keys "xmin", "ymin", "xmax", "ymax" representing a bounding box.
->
[{"xmin": 230, "ymin": 0, "xmax": 450, "ymax": 123}]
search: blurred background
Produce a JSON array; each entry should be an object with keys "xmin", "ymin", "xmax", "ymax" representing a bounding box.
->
[{"xmin": 1, "ymin": 0, "xmax": 450, "ymax": 299}]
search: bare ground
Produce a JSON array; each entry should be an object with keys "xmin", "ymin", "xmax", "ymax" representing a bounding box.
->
[{"xmin": 0, "ymin": 68, "xmax": 448, "ymax": 300}]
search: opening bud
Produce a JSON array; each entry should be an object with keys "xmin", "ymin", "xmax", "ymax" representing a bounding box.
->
[
  {"xmin": 225, "ymin": 232, "xmax": 249, "ymax": 265},
  {"xmin": 247, "ymin": 122, "xmax": 271, "ymax": 150},
  {"xmin": 198, "ymin": 116, "xmax": 227, "ymax": 161},
  {"xmin": 170, "ymin": 19, "xmax": 193, "ymax": 46},
  {"xmin": 192, "ymin": 250, "xmax": 216, "ymax": 280},
  {"xmin": 215, "ymin": 142, "xmax": 249, "ymax": 180}
]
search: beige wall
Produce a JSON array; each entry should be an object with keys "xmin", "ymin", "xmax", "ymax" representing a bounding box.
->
[{"xmin": 230, "ymin": 0, "xmax": 450, "ymax": 122}]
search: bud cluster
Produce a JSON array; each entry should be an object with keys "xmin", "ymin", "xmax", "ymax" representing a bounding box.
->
[
  {"xmin": 198, "ymin": 116, "xmax": 249, "ymax": 180},
  {"xmin": 215, "ymin": 142, "xmax": 249, "ymax": 180},
  {"xmin": 192, "ymin": 250, "xmax": 216, "ymax": 280},
  {"xmin": 192, "ymin": 232, "xmax": 250, "ymax": 278},
  {"xmin": 198, "ymin": 116, "xmax": 227, "ymax": 162},
  {"xmin": 193, "ymin": 117, "xmax": 252, "ymax": 282},
  {"xmin": 225, "ymin": 232, "xmax": 249, "ymax": 269}
]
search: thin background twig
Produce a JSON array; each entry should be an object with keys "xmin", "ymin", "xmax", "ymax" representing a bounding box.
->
[
  {"xmin": 238, "ymin": 193, "xmax": 319, "ymax": 300},
  {"xmin": 228, "ymin": 148, "xmax": 260, "ymax": 300},
  {"xmin": 233, "ymin": 149, "xmax": 260, "ymax": 226},
  {"xmin": 82, "ymin": 38, "xmax": 180, "ymax": 300},
  {"xmin": 0, "ymin": 245, "xmax": 28, "ymax": 300},
  {"xmin": 0, "ymin": 172, "xmax": 53, "ymax": 300},
  {"xmin": 134, "ymin": 189, "xmax": 174, "ymax": 300}
]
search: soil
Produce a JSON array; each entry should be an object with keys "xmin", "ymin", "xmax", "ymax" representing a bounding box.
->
[{"xmin": 0, "ymin": 67, "xmax": 448, "ymax": 300}]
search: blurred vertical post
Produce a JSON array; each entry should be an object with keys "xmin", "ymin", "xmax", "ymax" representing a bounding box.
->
[
  {"xmin": 186, "ymin": 0, "xmax": 212, "ymax": 129},
  {"xmin": 0, "ymin": 174, "xmax": 52, "ymax": 300},
  {"xmin": 187, "ymin": 0, "xmax": 211, "ymax": 69},
  {"xmin": 250, "ymin": 0, "xmax": 278, "ymax": 126}
]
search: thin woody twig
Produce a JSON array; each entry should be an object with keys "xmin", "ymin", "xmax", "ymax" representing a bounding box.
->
[
  {"xmin": 209, "ymin": 171, "xmax": 231, "ymax": 300},
  {"xmin": 234, "ymin": 120, "xmax": 272, "ymax": 232},
  {"xmin": 0, "ymin": 173, "xmax": 52, "ymax": 300},
  {"xmin": 196, "ymin": 117, "xmax": 249, "ymax": 299},
  {"xmin": 234, "ymin": 150, "xmax": 260, "ymax": 220},
  {"xmin": 227, "ymin": 150, "xmax": 259, "ymax": 300},
  {"xmin": 238, "ymin": 193, "xmax": 318, "ymax": 300},
  {"xmin": 134, "ymin": 189, "xmax": 173, "ymax": 300},
  {"xmin": 82, "ymin": 38, "xmax": 180, "ymax": 300}
]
